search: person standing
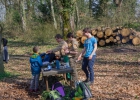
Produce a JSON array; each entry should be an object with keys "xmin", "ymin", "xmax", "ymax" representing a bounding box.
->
[
  {"xmin": 2, "ymin": 38, "xmax": 8, "ymax": 63},
  {"xmin": 29, "ymin": 46, "xmax": 43, "ymax": 92},
  {"xmin": 47, "ymin": 34, "xmax": 68, "ymax": 58},
  {"xmin": 64, "ymin": 32, "xmax": 79, "ymax": 86},
  {"xmin": 77, "ymin": 27, "xmax": 97, "ymax": 85}
]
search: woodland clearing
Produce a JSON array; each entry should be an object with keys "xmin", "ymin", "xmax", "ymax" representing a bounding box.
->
[{"xmin": 0, "ymin": 41, "xmax": 140, "ymax": 100}]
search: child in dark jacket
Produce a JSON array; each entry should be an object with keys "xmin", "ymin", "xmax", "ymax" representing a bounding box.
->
[
  {"xmin": 2, "ymin": 38, "xmax": 8, "ymax": 63},
  {"xmin": 29, "ymin": 46, "xmax": 43, "ymax": 92}
]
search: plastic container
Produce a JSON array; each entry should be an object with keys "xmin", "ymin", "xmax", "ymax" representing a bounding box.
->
[
  {"xmin": 43, "ymin": 64, "xmax": 52, "ymax": 71},
  {"xmin": 63, "ymin": 55, "xmax": 70, "ymax": 68},
  {"xmin": 66, "ymin": 62, "xmax": 70, "ymax": 68},
  {"xmin": 47, "ymin": 64, "xmax": 52, "ymax": 70},
  {"xmin": 55, "ymin": 60, "xmax": 60, "ymax": 69},
  {"xmin": 66, "ymin": 73, "xmax": 71, "ymax": 79}
]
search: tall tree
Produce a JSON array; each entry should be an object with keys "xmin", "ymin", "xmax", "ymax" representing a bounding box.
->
[
  {"xmin": 0, "ymin": 24, "xmax": 4, "ymax": 73},
  {"xmin": 70, "ymin": 0, "xmax": 78, "ymax": 31},
  {"xmin": 26, "ymin": 0, "xmax": 35, "ymax": 20},
  {"xmin": 75, "ymin": 1, "xmax": 79, "ymax": 29},
  {"xmin": 50, "ymin": 0, "xmax": 57, "ymax": 29},
  {"xmin": 58, "ymin": 0, "xmax": 72, "ymax": 39},
  {"xmin": 21, "ymin": 0, "xmax": 27, "ymax": 31}
]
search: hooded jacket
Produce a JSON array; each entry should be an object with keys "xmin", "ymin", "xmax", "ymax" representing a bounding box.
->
[{"xmin": 30, "ymin": 53, "xmax": 43, "ymax": 75}]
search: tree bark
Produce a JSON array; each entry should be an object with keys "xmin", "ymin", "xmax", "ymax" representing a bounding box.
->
[
  {"xmin": 59, "ymin": 0, "xmax": 72, "ymax": 40},
  {"xmin": 70, "ymin": 0, "xmax": 76, "ymax": 32},
  {"xmin": 75, "ymin": 1, "xmax": 79, "ymax": 29},
  {"xmin": 0, "ymin": 24, "xmax": 4, "ymax": 73},
  {"xmin": 50, "ymin": 0, "xmax": 57, "ymax": 29},
  {"xmin": 62, "ymin": 11, "xmax": 71, "ymax": 39},
  {"xmin": 21, "ymin": 0, "xmax": 27, "ymax": 32}
]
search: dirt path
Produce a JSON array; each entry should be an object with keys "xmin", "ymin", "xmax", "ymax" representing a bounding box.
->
[{"xmin": 0, "ymin": 45, "xmax": 140, "ymax": 100}]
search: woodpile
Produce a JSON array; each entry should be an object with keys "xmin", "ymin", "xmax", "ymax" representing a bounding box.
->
[{"xmin": 76, "ymin": 27, "xmax": 140, "ymax": 46}]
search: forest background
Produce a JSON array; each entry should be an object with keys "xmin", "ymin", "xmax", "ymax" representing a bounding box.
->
[{"xmin": 0, "ymin": 0, "xmax": 140, "ymax": 99}]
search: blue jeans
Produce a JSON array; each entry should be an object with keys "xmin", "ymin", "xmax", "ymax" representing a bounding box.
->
[
  {"xmin": 30, "ymin": 74, "xmax": 40, "ymax": 90},
  {"xmin": 3, "ymin": 46, "xmax": 8, "ymax": 62},
  {"xmin": 82, "ymin": 55, "xmax": 96, "ymax": 83}
]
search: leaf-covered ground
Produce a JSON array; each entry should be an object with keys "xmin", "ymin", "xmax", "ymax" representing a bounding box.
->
[{"xmin": 0, "ymin": 43, "xmax": 140, "ymax": 100}]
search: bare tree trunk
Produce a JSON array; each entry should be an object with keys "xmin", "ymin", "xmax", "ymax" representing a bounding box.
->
[
  {"xmin": 70, "ymin": 14, "xmax": 75, "ymax": 32},
  {"xmin": 70, "ymin": 0, "xmax": 76, "ymax": 32},
  {"xmin": 0, "ymin": 25, "xmax": 4, "ymax": 73},
  {"xmin": 62, "ymin": 11, "xmax": 71, "ymax": 39},
  {"xmin": 55, "ymin": 0, "xmax": 63, "ymax": 32},
  {"xmin": 26, "ymin": 0, "xmax": 35, "ymax": 20},
  {"xmin": 75, "ymin": 1, "xmax": 79, "ymax": 29},
  {"xmin": 56, "ymin": 0, "xmax": 72, "ymax": 39},
  {"xmin": 70, "ymin": 0, "xmax": 79, "ymax": 31},
  {"xmin": 21, "ymin": 0, "xmax": 27, "ymax": 31},
  {"xmin": 26, "ymin": 0, "xmax": 31, "ymax": 18},
  {"xmin": 50, "ymin": 0, "xmax": 57, "ymax": 29},
  {"xmin": 3, "ymin": 0, "xmax": 8, "ymax": 20}
]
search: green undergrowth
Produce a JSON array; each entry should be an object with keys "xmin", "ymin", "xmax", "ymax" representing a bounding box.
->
[{"xmin": 0, "ymin": 71, "xmax": 19, "ymax": 80}]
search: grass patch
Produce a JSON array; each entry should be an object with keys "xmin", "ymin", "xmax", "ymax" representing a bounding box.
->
[{"xmin": 0, "ymin": 71, "xmax": 19, "ymax": 80}]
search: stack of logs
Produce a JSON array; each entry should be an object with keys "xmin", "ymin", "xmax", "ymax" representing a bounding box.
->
[{"xmin": 76, "ymin": 27, "xmax": 140, "ymax": 46}]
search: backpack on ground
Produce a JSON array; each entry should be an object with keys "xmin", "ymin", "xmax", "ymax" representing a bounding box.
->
[
  {"xmin": 52, "ymin": 82, "xmax": 65, "ymax": 97},
  {"xmin": 69, "ymin": 82, "xmax": 92, "ymax": 99},
  {"xmin": 77, "ymin": 82, "xmax": 93, "ymax": 99},
  {"xmin": 48, "ymin": 90, "xmax": 62, "ymax": 100}
]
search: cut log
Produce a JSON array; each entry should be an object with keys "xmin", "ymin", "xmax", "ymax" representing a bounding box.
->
[
  {"xmin": 130, "ymin": 28, "xmax": 137, "ymax": 34},
  {"xmin": 132, "ymin": 37, "xmax": 140, "ymax": 46},
  {"xmin": 99, "ymin": 40, "xmax": 105, "ymax": 46},
  {"xmin": 125, "ymin": 37, "xmax": 129, "ymax": 42},
  {"xmin": 104, "ymin": 35, "xmax": 108, "ymax": 39},
  {"xmin": 113, "ymin": 39, "xmax": 117, "ymax": 43},
  {"xmin": 135, "ymin": 32, "xmax": 140, "ymax": 38},
  {"xmin": 76, "ymin": 30, "xmax": 83, "ymax": 37},
  {"xmin": 116, "ymin": 36, "xmax": 120, "ymax": 41},
  {"xmin": 122, "ymin": 37, "xmax": 129, "ymax": 44},
  {"xmin": 109, "ymin": 36, "xmax": 114, "ymax": 42},
  {"xmin": 129, "ymin": 34, "xmax": 135, "ymax": 39},
  {"xmin": 76, "ymin": 27, "xmax": 139, "ymax": 46},
  {"xmin": 105, "ymin": 28, "xmax": 113, "ymax": 36},
  {"xmin": 118, "ymin": 30, "xmax": 121, "ymax": 34},
  {"xmin": 112, "ymin": 32, "xmax": 118, "ymax": 36},
  {"xmin": 122, "ymin": 38, "xmax": 127, "ymax": 44},
  {"xmin": 112, "ymin": 27, "xmax": 117, "ymax": 31},
  {"xmin": 105, "ymin": 39, "xmax": 110, "ymax": 44},
  {"xmin": 120, "ymin": 28, "xmax": 130, "ymax": 37},
  {"xmin": 130, "ymin": 29, "xmax": 140, "ymax": 38},
  {"xmin": 117, "ymin": 40, "xmax": 121, "ymax": 44},
  {"xmin": 81, "ymin": 36, "xmax": 87, "ymax": 44},
  {"xmin": 92, "ymin": 29, "xmax": 97, "ymax": 36},
  {"xmin": 97, "ymin": 31, "xmax": 104, "ymax": 38}
]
